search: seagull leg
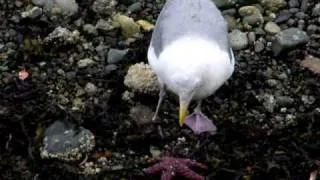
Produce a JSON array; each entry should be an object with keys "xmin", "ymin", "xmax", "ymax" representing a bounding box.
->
[
  {"xmin": 152, "ymin": 83, "xmax": 166, "ymax": 122},
  {"xmin": 152, "ymin": 81, "xmax": 166, "ymax": 138},
  {"xmin": 184, "ymin": 100, "xmax": 217, "ymax": 135}
]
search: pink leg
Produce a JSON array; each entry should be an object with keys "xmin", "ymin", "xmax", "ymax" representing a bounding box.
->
[{"xmin": 184, "ymin": 100, "xmax": 217, "ymax": 135}]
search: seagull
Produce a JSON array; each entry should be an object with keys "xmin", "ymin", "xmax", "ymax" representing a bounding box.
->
[{"xmin": 148, "ymin": 0, "xmax": 235, "ymax": 135}]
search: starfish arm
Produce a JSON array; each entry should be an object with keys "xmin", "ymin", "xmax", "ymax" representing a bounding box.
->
[
  {"xmin": 143, "ymin": 162, "xmax": 164, "ymax": 174},
  {"xmin": 175, "ymin": 164, "xmax": 205, "ymax": 180},
  {"xmin": 161, "ymin": 170, "xmax": 174, "ymax": 180},
  {"xmin": 179, "ymin": 159, "xmax": 208, "ymax": 169}
]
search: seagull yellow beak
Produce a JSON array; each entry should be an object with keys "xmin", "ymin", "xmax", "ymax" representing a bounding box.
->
[{"xmin": 179, "ymin": 103, "xmax": 189, "ymax": 126}]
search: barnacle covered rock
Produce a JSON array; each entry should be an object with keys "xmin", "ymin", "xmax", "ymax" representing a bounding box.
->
[
  {"xmin": 40, "ymin": 120, "xmax": 95, "ymax": 161},
  {"xmin": 124, "ymin": 62, "xmax": 159, "ymax": 94}
]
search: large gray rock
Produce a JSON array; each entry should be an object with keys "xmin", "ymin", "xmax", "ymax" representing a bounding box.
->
[
  {"xmin": 40, "ymin": 121, "xmax": 95, "ymax": 161},
  {"xmin": 272, "ymin": 28, "xmax": 309, "ymax": 56}
]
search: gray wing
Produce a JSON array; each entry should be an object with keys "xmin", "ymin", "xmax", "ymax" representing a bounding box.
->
[{"xmin": 150, "ymin": 0, "xmax": 230, "ymax": 58}]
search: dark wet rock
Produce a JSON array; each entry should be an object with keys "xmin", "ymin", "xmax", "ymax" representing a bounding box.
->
[
  {"xmin": 40, "ymin": 121, "xmax": 95, "ymax": 161},
  {"xmin": 272, "ymin": 28, "xmax": 309, "ymax": 56},
  {"xmin": 129, "ymin": 103, "xmax": 154, "ymax": 125},
  {"xmin": 107, "ymin": 48, "xmax": 128, "ymax": 64},
  {"xmin": 275, "ymin": 10, "xmax": 292, "ymax": 23},
  {"xmin": 105, "ymin": 64, "xmax": 118, "ymax": 74},
  {"xmin": 21, "ymin": 6, "xmax": 43, "ymax": 19},
  {"xmin": 288, "ymin": 0, "xmax": 299, "ymax": 8}
]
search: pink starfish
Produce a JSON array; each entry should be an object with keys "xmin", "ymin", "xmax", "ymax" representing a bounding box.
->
[{"xmin": 143, "ymin": 156, "xmax": 208, "ymax": 180}]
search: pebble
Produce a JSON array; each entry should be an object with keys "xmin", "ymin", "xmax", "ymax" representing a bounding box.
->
[
  {"xmin": 288, "ymin": 0, "xmax": 299, "ymax": 8},
  {"xmin": 307, "ymin": 24, "xmax": 318, "ymax": 34},
  {"xmin": 301, "ymin": 95, "xmax": 315, "ymax": 105},
  {"xmin": 105, "ymin": 64, "xmax": 118, "ymax": 74},
  {"xmin": 107, "ymin": 48, "xmax": 128, "ymax": 64},
  {"xmin": 112, "ymin": 14, "xmax": 140, "ymax": 38},
  {"xmin": 83, "ymin": 24, "xmax": 98, "ymax": 35},
  {"xmin": 21, "ymin": 6, "xmax": 43, "ymax": 19},
  {"xmin": 276, "ymin": 96, "xmax": 294, "ymax": 107},
  {"xmin": 78, "ymin": 58, "xmax": 95, "ymax": 68},
  {"xmin": 248, "ymin": 32, "xmax": 256, "ymax": 44},
  {"xmin": 275, "ymin": 10, "xmax": 292, "ymax": 23},
  {"xmin": 312, "ymin": 3, "xmax": 320, "ymax": 17},
  {"xmin": 32, "ymin": 0, "xmax": 78, "ymax": 16},
  {"xmin": 228, "ymin": 29, "xmax": 248, "ymax": 50},
  {"xmin": 272, "ymin": 28, "xmax": 310, "ymax": 56},
  {"xmin": 212, "ymin": 0, "xmax": 236, "ymax": 8},
  {"xmin": 84, "ymin": 82, "xmax": 98, "ymax": 95},
  {"xmin": 92, "ymin": 0, "xmax": 117, "ymax": 16},
  {"xmin": 264, "ymin": 22, "xmax": 281, "ymax": 35},
  {"xmin": 261, "ymin": 0, "xmax": 286, "ymax": 12},
  {"xmin": 96, "ymin": 19, "xmax": 116, "ymax": 33},
  {"xmin": 239, "ymin": 6, "xmax": 264, "ymax": 26},
  {"xmin": 127, "ymin": 2, "xmax": 142, "ymax": 13},
  {"xmin": 254, "ymin": 41, "xmax": 265, "ymax": 52}
]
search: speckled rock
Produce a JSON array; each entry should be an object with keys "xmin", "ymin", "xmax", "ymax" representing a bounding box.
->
[
  {"xmin": 83, "ymin": 24, "xmax": 98, "ymax": 35},
  {"xmin": 78, "ymin": 58, "xmax": 95, "ymax": 68},
  {"xmin": 92, "ymin": 0, "xmax": 117, "ymax": 16},
  {"xmin": 96, "ymin": 19, "xmax": 117, "ymax": 33},
  {"xmin": 43, "ymin": 26, "xmax": 80, "ymax": 46},
  {"xmin": 272, "ymin": 28, "xmax": 309, "ymax": 56},
  {"xmin": 124, "ymin": 62, "xmax": 159, "ymax": 94},
  {"xmin": 261, "ymin": 0, "xmax": 286, "ymax": 12},
  {"xmin": 32, "ymin": 0, "xmax": 78, "ymax": 16},
  {"xmin": 264, "ymin": 21, "xmax": 281, "ymax": 35},
  {"xmin": 312, "ymin": 3, "xmax": 320, "ymax": 17},
  {"xmin": 21, "ymin": 6, "xmax": 43, "ymax": 19},
  {"xmin": 84, "ymin": 82, "xmax": 98, "ymax": 95},
  {"xmin": 40, "ymin": 121, "xmax": 95, "ymax": 161},
  {"xmin": 229, "ymin": 29, "xmax": 248, "ymax": 50}
]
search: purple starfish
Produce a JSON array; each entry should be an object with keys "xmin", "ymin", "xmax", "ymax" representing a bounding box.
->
[{"xmin": 143, "ymin": 156, "xmax": 208, "ymax": 180}]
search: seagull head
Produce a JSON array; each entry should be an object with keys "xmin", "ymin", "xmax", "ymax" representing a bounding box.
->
[{"xmin": 170, "ymin": 72, "xmax": 201, "ymax": 126}]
